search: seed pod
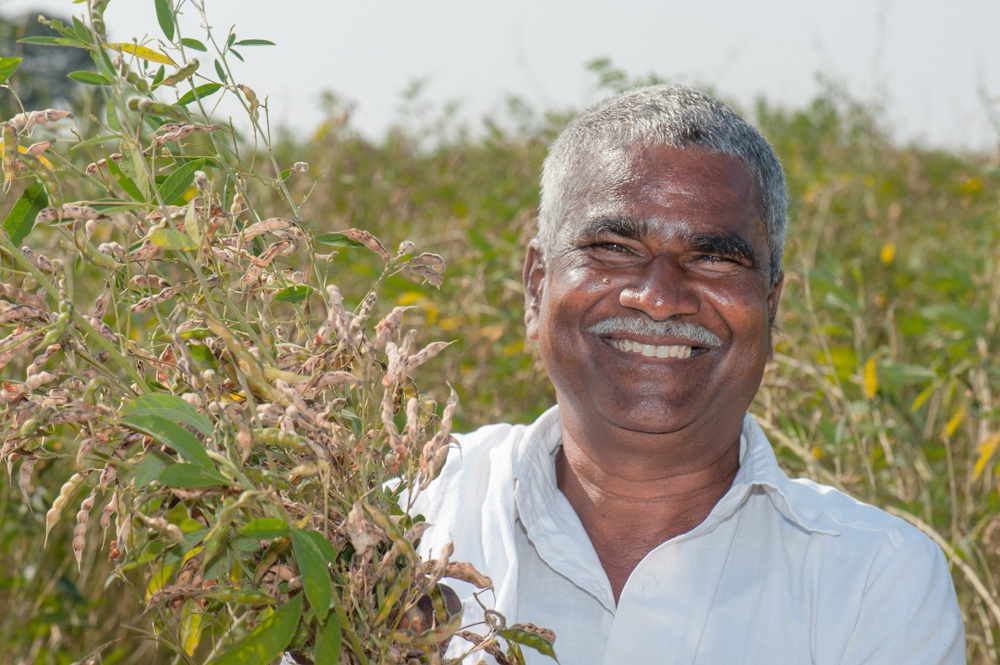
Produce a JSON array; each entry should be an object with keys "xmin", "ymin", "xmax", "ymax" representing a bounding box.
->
[
  {"xmin": 0, "ymin": 283, "xmax": 47, "ymax": 310},
  {"xmin": 158, "ymin": 59, "xmax": 199, "ymax": 88},
  {"xmin": 85, "ymin": 152, "xmax": 123, "ymax": 175},
  {"xmin": 339, "ymin": 228, "xmax": 390, "ymax": 260},
  {"xmin": 351, "ymin": 292, "xmax": 377, "ymax": 338},
  {"xmin": 83, "ymin": 314, "xmax": 118, "ymax": 344},
  {"xmin": 74, "ymin": 221, "xmax": 121, "ymax": 270},
  {"xmin": 2, "ymin": 122, "xmax": 16, "ymax": 190},
  {"xmin": 92, "ymin": 281, "xmax": 110, "ymax": 320},
  {"xmin": 73, "ymin": 489, "xmax": 97, "ymax": 569},
  {"xmin": 124, "ymin": 68, "xmax": 149, "ymax": 93},
  {"xmin": 37, "ymin": 301, "xmax": 72, "ymax": 350},
  {"xmin": 35, "ymin": 205, "xmax": 101, "ymax": 224},
  {"xmin": 98, "ymin": 461, "xmax": 118, "ymax": 489},
  {"xmin": 27, "ymin": 344, "xmax": 60, "ymax": 377},
  {"xmin": 405, "ymin": 340, "xmax": 453, "ymax": 373},
  {"xmin": 19, "ymin": 153, "xmax": 61, "ymax": 209},
  {"xmin": 0, "ymin": 304, "xmax": 51, "ymax": 325},
  {"xmin": 25, "ymin": 371, "xmax": 57, "ymax": 391},
  {"xmin": 373, "ymin": 306, "xmax": 412, "ymax": 351},
  {"xmin": 126, "ymin": 98, "xmax": 185, "ymax": 121},
  {"xmin": 397, "ymin": 239, "xmax": 415, "ymax": 256},
  {"xmin": 115, "ymin": 497, "xmax": 132, "ymax": 552},
  {"xmin": 17, "ymin": 455, "xmax": 37, "ymax": 502},
  {"xmin": 241, "ymin": 217, "xmax": 294, "ymax": 240},
  {"xmin": 45, "ymin": 470, "xmax": 89, "ymax": 546},
  {"xmin": 20, "ymin": 247, "xmax": 60, "ymax": 275},
  {"xmin": 8, "ymin": 109, "xmax": 73, "ymax": 133},
  {"xmin": 236, "ymin": 84, "xmax": 259, "ymax": 119},
  {"xmin": 100, "ymin": 494, "xmax": 117, "ymax": 535},
  {"xmin": 129, "ymin": 274, "xmax": 171, "ymax": 290}
]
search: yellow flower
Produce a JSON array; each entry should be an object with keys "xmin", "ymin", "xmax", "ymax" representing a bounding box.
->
[{"xmin": 879, "ymin": 243, "xmax": 896, "ymax": 265}]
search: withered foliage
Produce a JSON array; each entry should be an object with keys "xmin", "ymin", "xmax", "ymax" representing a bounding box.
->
[{"xmin": 0, "ymin": 3, "xmax": 526, "ymax": 662}]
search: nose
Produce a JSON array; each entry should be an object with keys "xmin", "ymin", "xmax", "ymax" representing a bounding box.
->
[{"xmin": 618, "ymin": 259, "xmax": 699, "ymax": 321}]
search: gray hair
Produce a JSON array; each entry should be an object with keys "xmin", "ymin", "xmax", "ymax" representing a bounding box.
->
[{"xmin": 537, "ymin": 84, "xmax": 787, "ymax": 286}]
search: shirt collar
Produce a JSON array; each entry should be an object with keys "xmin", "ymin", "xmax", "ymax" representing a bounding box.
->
[{"xmin": 513, "ymin": 407, "xmax": 838, "ymax": 538}]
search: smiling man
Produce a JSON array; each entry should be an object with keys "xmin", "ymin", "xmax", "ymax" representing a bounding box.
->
[{"xmin": 413, "ymin": 85, "xmax": 964, "ymax": 664}]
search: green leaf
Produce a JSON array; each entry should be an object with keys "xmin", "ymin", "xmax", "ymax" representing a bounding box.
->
[
  {"xmin": 177, "ymin": 82, "xmax": 222, "ymax": 106},
  {"xmin": 149, "ymin": 228, "xmax": 198, "ymax": 251},
  {"xmin": 122, "ymin": 414, "xmax": 214, "ymax": 468},
  {"xmin": 209, "ymin": 595, "xmax": 302, "ymax": 665},
  {"xmin": 155, "ymin": 0, "xmax": 176, "ymax": 41},
  {"xmin": 292, "ymin": 529, "xmax": 331, "ymax": 622},
  {"xmin": 314, "ymin": 613, "xmax": 342, "ymax": 665},
  {"xmin": 158, "ymin": 159, "xmax": 203, "ymax": 204},
  {"xmin": 314, "ymin": 233, "xmax": 366, "ymax": 249},
  {"xmin": 273, "ymin": 284, "xmax": 312, "ymax": 303},
  {"xmin": 122, "ymin": 393, "xmax": 213, "ymax": 435},
  {"xmin": 0, "ymin": 57, "xmax": 22, "ymax": 83},
  {"xmin": 17, "ymin": 36, "xmax": 63, "ymax": 46},
  {"xmin": 187, "ymin": 343, "xmax": 218, "ymax": 370},
  {"xmin": 68, "ymin": 70, "xmax": 111, "ymax": 86},
  {"xmin": 180, "ymin": 38, "xmax": 207, "ymax": 52},
  {"xmin": 241, "ymin": 518, "xmax": 290, "ymax": 540},
  {"xmin": 500, "ymin": 626, "xmax": 558, "ymax": 661},
  {"xmin": 234, "ymin": 39, "xmax": 276, "ymax": 46},
  {"xmin": 107, "ymin": 160, "xmax": 146, "ymax": 201},
  {"xmin": 3, "ymin": 182, "xmax": 48, "ymax": 244},
  {"xmin": 158, "ymin": 463, "xmax": 227, "ymax": 488},
  {"xmin": 301, "ymin": 529, "xmax": 339, "ymax": 564},
  {"xmin": 70, "ymin": 134, "xmax": 118, "ymax": 151},
  {"xmin": 135, "ymin": 449, "xmax": 173, "ymax": 487},
  {"xmin": 214, "ymin": 59, "xmax": 227, "ymax": 83}
]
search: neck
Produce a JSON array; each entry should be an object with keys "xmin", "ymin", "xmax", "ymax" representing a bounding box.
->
[{"xmin": 555, "ymin": 418, "xmax": 742, "ymax": 603}]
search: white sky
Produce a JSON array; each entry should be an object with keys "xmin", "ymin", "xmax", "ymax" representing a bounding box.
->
[{"xmin": 2, "ymin": 0, "xmax": 999, "ymax": 150}]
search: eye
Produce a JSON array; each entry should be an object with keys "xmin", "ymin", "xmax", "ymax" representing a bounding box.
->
[{"xmin": 593, "ymin": 241, "xmax": 630, "ymax": 253}]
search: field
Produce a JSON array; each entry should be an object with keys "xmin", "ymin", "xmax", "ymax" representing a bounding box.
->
[{"xmin": 1, "ymin": 4, "xmax": 999, "ymax": 664}]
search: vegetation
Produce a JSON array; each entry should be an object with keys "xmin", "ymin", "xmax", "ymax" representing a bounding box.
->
[{"xmin": 1, "ymin": 2, "xmax": 998, "ymax": 664}]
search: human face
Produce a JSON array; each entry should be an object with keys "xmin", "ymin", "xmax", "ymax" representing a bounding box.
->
[{"xmin": 524, "ymin": 145, "xmax": 783, "ymax": 438}]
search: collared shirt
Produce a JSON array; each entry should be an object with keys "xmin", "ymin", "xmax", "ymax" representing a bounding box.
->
[{"xmin": 412, "ymin": 407, "xmax": 965, "ymax": 664}]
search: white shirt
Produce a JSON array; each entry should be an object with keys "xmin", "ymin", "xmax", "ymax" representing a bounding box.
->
[{"xmin": 412, "ymin": 407, "xmax": 965, "ymax": 664}]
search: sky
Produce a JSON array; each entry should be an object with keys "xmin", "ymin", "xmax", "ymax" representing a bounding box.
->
[{"xmin": 1, "ymin": 0, "xmax": 998, "ymax": 151}]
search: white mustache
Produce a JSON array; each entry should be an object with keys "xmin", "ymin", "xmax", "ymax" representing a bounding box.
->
[{"xmin": 587, "ymin": 317, "xmax": 722, "ymax": 348}]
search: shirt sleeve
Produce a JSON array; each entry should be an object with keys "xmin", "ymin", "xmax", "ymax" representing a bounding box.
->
[{"xmin": 840, "ymin": 534, "xmax": 965, "ymax": 664}]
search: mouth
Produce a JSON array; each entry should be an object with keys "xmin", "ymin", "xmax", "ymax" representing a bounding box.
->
[{"xmin": 606, "ymin": 338, "xmax": 696, "ymax": 359}]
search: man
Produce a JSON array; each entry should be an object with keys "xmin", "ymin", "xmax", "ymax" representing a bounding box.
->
[{"xmin": 412, "ymin": 85, "xmax": 964, "ymax": 664}]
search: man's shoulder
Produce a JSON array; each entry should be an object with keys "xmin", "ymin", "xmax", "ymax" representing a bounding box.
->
[{"xmin": 779, "ymin": 474, "xmax": 941, "ymax": 560}]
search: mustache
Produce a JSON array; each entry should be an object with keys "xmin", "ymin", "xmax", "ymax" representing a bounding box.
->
[{"xmin": 587, "ymin": 317, "xmax": 722, "ymax": 348}]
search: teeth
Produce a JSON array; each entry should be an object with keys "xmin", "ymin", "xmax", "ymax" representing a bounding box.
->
[{"xmin": 609, "ymin": 339, "xmax": 692, "ymax": 359}]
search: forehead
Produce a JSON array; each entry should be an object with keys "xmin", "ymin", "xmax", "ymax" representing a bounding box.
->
[{"xmin": 566, "ymin": 144, "xmax": 762, "ymax": 227}]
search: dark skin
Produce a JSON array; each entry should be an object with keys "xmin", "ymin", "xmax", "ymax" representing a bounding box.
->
[{"xmin": 524, "ymin": 145, "xmax": 783, "ymax": 602}]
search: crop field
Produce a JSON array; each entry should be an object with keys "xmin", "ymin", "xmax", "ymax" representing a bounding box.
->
[{"xmin": 0, "ymin": 3, "xmax": 998, "ymax": 664}]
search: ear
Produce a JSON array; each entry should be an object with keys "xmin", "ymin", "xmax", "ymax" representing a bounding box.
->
[
  {"xmin": 523, "ymin": 240, "xmax": 547, "ymax": 341},
  {"xmin": 766, "ymin": 271, "xmax": 784, "ymax": 359}
]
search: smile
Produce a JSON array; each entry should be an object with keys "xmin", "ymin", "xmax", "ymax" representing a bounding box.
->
[{"xmin": 607, "ymin": 338, "xmax": 693, "ymax": 358}]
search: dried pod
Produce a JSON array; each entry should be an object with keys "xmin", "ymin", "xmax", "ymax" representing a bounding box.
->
[
  {"xmin": 405, "ymin": 340, "xmax": 453, "ymax": 373},
  {"xmin": 8, "ymin": 109, "xmax": 74, "ymax": 132},
  {"xmin": 45, "ymin": 470, "xmax": 89, "ymax": 546},
  {"xmin": 338, "ymin": 228, "xmax": 390, "ymax": 260},
  {"xmin": 17, "ymin": 455, "xmax": 37, "ymax": 502},
  {"xmin": 73, "ymin": 489, "xmax": 97, "ymax": 569}
]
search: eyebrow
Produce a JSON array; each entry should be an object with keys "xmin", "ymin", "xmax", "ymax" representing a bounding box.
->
[
  {"xmin": 687, "ymin": 232, "xmax": 761, "ymax": 268},
  {"xmin": 579, "ymin": 216, "xmax": 650, "ymax": 241}
]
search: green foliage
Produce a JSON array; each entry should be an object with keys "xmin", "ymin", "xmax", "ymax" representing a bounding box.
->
[{"xmin": 0, "ymin": 2, "xmax": 519, "ymax": 663}]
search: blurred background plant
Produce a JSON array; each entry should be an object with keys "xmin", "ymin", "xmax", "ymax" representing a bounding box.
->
[{"xmin": 2, "ymin": 2, "xmax": 999, "ymax": 664}]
